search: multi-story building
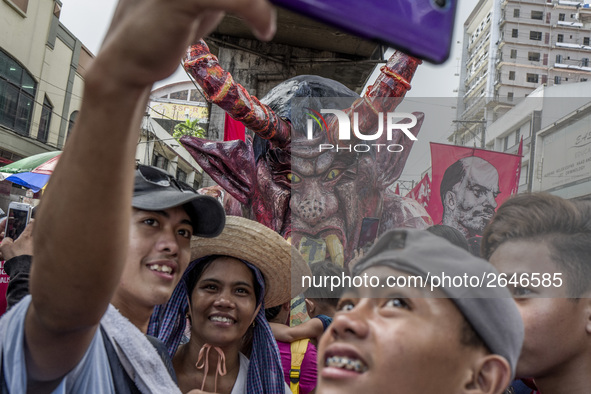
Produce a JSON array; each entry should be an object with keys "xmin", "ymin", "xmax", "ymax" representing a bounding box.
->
[
  {"xmin": 0, "ymin": 1, "xmax": 205, "ymax": 209},
  {"xmin": 478, "ymin": 81, "xmax": 591, "ymax": 198},
  {"xmin": 453, "ymin": 0, "xmax": 591, "ymax": 146},
  {"xmin": 1, "ymin": 0, "xmax": 90, "ymax": 163}
]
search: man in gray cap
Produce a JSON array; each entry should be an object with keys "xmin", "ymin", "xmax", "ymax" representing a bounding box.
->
[
  {"xmin": 0, "ymin": 0, "xmax": 276, "ymax": 391},
  {"xmin": 317, "ymin": 229, "xmax": 524, "ymax": 394}
]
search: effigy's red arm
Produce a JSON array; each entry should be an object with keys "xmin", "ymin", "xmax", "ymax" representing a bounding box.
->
[{"xmin": 184, "ymin": 40, "xmax": 291, "ymax": 148}]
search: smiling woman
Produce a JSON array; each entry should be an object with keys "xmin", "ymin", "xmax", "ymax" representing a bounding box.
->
[{"xmin": 149, "ymin": 216, "xmax": 311, "ymax": 393}]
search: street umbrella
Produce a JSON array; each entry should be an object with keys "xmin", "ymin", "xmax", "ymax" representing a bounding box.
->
[
  {"xmin": 0, "ymin": 151, "xmax": 61, "ymax": 193},
  {"xmin": 5, "ymin": 172, "xmax": 50, "ymax": 193},
  {"xmin": 0, "ymin": 151, "xmax": 61, "ymax": 174}
]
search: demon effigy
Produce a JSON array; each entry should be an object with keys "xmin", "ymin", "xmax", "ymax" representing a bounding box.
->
[{"xmin": 180, "ymin": 40, "xmax": 432, "ymax": 269}]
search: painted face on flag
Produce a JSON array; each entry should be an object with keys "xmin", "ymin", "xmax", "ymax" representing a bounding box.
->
[{"xmin": 442, "ymin": 157, "xmax": 500, "ymax": 237}]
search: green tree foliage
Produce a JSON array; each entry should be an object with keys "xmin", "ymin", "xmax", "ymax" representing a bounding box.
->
[{"xmin": 173, "ymin": 118, "xmax": 206, "ymax": 142}]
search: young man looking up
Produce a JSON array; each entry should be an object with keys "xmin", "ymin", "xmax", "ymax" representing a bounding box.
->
[
  {"xmin": 482, "ymin": 193, "xmax": 591, "ymax": 394},
  {"xmin": 0, "ymin": 0, "xmax": 276, "ymax": 391},
  {"xmin": 317, "ymin": 229, "xmax": 524, "ymax": 394}
]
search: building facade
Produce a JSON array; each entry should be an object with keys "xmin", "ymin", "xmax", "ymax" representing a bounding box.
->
[
  {"xmin": 478, "ymin": 81, "xmax": 591, "ymax": 198},
  {"xmin": 454, "ymin": 0, "xmax": 591, "ymax": 146},
  {"xmin": 1, "ymin": 0, "xmax": 90, "ymax": 162}
]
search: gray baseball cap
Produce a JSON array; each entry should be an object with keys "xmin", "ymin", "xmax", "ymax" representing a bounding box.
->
[
  {"xmin": 132, "ymin": 164, "xmax": 225, "ymax": 237},
  {"xmin": 353, "ymin": 229, "xmax": 524, "ymax": 377}
]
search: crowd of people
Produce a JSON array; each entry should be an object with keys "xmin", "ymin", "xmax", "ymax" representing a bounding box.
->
[{"xmin": 0, "ymin": 0, "xmax": 589, "ymax": 393}]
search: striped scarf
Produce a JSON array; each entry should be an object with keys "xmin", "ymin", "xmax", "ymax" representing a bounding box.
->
[{"xmin": 149, "ymin": 257, "xmax": 285, "ymax": 393}]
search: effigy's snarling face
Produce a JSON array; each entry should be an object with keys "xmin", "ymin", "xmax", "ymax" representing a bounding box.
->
[{"xmin": 260, "ymin": 75, "xmax": 425, "ymax": 267}]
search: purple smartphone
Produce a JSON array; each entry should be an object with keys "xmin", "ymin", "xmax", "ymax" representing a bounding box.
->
[{"xmin": 269, "ymin": 0, "xmax": 457, "ymax": 64}]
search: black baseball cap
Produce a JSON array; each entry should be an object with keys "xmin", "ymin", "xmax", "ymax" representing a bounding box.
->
[{"xmin": 132, "ymin": 164, "xmax": 225, "ymax": 237}]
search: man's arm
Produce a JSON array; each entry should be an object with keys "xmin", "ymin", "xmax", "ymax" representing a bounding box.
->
[
  {"xmin": 270, "ymin": 319, "xmax": 325, "ymax": 342},
  {"xmin": 25, "ymin": 0, "xmax": 276, "ymax": 385}
]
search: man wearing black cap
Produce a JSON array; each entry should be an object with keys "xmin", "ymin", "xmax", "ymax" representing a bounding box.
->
[
  {"xmin": 0, "ymin": 0, "xmax": 276, "ymax": 391},
  {"xmin": 0, "ymin": 164, "xmax": 225, "ymax": 392},
  {"xmin": 317, "ymin": 229, "xmax": 524, "ymax": 394}
]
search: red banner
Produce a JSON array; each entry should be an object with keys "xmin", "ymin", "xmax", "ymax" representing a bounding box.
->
[
  {"xmin": 426, "ymin": 143, "xmax": 522, "ymax": 238},
  {"xmin": 405, "ymin": 173, "xmax": 431, "ymax": 209},
  {"xmin": 224, "ymin": 113, "xmax": 246, "ymax": 141}
]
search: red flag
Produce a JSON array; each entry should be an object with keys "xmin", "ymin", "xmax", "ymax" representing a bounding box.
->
[
  {"xmin": 405, "ymin": 174, "xmax": 431, "ymax": 209},
  {"xmin": 395, "ymin": 183, "xmax": 400, "ymax": 195},
  {"xmin": 224, "ymin": 113, "xmax": 245, "ymax": 141},
  {"xmin": 426, "ymin": 143, "xmax": 522, "ymax": 231}
]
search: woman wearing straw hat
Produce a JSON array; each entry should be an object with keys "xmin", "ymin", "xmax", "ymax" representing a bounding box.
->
[{"xmin": 149, "ymin": 216, "xmax": 310, "ymax": 393}]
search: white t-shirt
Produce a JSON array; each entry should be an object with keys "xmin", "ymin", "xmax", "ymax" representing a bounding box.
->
[{"xmin": 231, "ymin": 353, "xmax": 291, "ymax": 394}]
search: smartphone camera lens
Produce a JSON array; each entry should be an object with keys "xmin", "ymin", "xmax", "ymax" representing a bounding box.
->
[{"xmin": 433, "ymin": 0, "xmax": 448, "ymax": 9}]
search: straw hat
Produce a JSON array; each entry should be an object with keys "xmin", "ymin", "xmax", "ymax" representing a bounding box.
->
[{"xmin": 191, "ymin": 216, "xmax": 311, "ymax": 307}]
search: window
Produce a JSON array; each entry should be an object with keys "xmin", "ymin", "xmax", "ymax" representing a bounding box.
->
[
  {"xmin": 583, "ymin": 58, "xmax": 589, "ymax": 67},
  {"xmin": 554, "ymin": 76, "xmax": 562, "ymax": 84},
  {"xmin": 530, "ymin": 31, "xmax": 542, "ymax": 41},
  {"xmin": 37, "ymin": 95, "xmax": 52, "ymax": 143},
  {"xmin": 0, "ymin": 49, "xmax": 37, "ymax": 136},
  {"xmin": 176, "ymin": 168, "xmax": 187, "ymax": 183},
  {"xmin": 556, "ymin": 54, "xmax": 563, "ymax": 63},
  {"xmin": 557, "ymin": 34, "xmax": 564, "ymax": 43},
  {"xmin": 531, "ymin": 10, "xmax": 543, "ymax": 20},
  {"xmin": 8, "ymin": 0, "xmax": 28, "ymax": 13},
  {"xmin": 559, "ymin": 13, "xmax": 565, "ymax": 21},
  {"xmin": 528, "ymin": 52, "xmax": 540, "ymax": 61},
  {"xmin": 67, "ymin": 110, "xmax": 78, "ymax": 141},
  {"xmin": 511, "ymin": 49, "xmax": 517, "ymax": 59},
  {"xmin": 546, "ymin": 12, "xmax": 551, "ymax": 24},
  {"xmin": 512, "ymin": 29, "xmax": 519, "ymax": 38},
  {"xmin": 189, "ymin": 89, "xmax": 202, "ymax": 102},
  {"xmin": 152, "ymin": 154, "xmax": 169, "ymax": 170},
  {"xmin": 584, "ymin": 37, "xmax": 590, "ymax": 46},
  {"xmin": 514, "ymin": 8, "xmax": 520, "ymax": 18},
  {"xmin": 527, "ymin": 73, "xmax": 539, "ymax": 83},
  {"xmin": 520, "ymin": 164, "xmax": 528, "ymax": 185},
  {"xmin": 545, "ymin": 32, "xmax": 550, "ymax": 44},
  {"xmin": 542, "ymin": 75, "xmax": 548, "ymax": 84},
  {"xmin": 543, "ymin": 53, "xmax": 548, "ymax": 65},
  {"xmin": 509, "ymin": 71, "xmax": 516, "ymax": 80},
  {"xmin": 170, "ymin": 90, "xmax": 188, "ymax": 101},
  {"xmin": 508, "ymin": 92, "xmax": 514, "ymax": 102}
]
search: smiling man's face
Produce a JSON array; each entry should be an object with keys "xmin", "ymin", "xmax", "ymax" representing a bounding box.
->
[
  {"xmin": 115, "ymin": 206, "xmax": 193, "ymax": 310},
  {"xmin": 316, "ymin": 266, "xmax": 487, "ymax": 394}
]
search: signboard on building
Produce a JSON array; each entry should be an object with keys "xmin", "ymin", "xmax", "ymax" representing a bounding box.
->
[
  {"xmin": 539, "ymin": 113, "xmax": 591, "ymax": 194},
  {"xmin": 149, "ymin": 101, "xmax": 208, "ymax": 122}
]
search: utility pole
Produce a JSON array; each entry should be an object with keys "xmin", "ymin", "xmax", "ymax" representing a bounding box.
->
[{"xmin": 451, "ymin": 119, "xmax": 487, "ymax": 148}]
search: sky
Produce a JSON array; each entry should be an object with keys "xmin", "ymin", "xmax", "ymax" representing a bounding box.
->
[{"xmin": 59, "ymin": 0, "xmax": 480, "ymax": 190}]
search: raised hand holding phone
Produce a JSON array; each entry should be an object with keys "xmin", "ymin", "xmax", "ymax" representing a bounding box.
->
[{"xmin": 3, "ymin": 202, "xmax": 32, "ymax": 241}]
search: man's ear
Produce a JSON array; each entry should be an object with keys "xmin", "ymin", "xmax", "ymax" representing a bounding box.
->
[
  {"xmin": 305, "ymin": 298, "xmax": 316, "ymax": 316},
  {"xmin": 582, "ymin": 297, "xmax": 591, "ymax": 335},
  {"xmin": 464, "ymin": 355, "xmax": 512, "ymax": 394},
  {"xmin": 445, "ymin": 190, "xmax": 457, "ymax": 211}
]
